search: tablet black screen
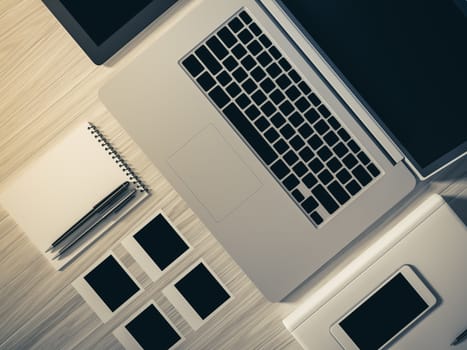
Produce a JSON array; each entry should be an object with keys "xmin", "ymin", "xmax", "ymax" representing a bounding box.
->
[{"xmin": 61, "ymin": 0, "xmax": 153, "ymax": 45}]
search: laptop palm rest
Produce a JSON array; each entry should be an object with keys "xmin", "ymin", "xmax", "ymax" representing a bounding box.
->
[{"xmin": 168, "ymin": 125, "xmax": 262, "ymax": 222}]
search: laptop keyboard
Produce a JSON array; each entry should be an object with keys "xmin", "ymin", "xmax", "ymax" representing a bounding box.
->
[{"xmin": 181, "ymin": 10, "xmax": 381, "ymax": 227}]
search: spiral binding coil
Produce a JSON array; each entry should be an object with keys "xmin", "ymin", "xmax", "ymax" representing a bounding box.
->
[{"xmin": 87, "ymin": 123, "xmax": 148, "ymax": 193}]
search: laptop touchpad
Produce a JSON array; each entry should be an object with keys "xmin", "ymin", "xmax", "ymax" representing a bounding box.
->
[{"xmin": 168, "ymin": 125, "xmax": 262, "ymax": 222}]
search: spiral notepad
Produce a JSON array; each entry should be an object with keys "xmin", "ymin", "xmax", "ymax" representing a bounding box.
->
[{"xmin": 0, "ymin": 121, "xmax": 149, "ymax": 270}]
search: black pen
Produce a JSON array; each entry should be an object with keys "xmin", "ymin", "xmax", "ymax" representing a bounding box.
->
[
  {"xmin": 451, "ymin": 329, "xmax": 467, "ymax": 346},
  {"xmin": 52, "ymin": 188, "xmax": 138, "ymax": 259},
  {"xmin": 46, "ymin": 181, "xmax": 130, "ymax": 252}
]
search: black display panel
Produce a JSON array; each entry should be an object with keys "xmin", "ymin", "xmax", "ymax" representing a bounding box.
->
[
  {"xmin": 280, "ymin": 0, "xmax": 467, "ymax": 175},
  {"xmin": 84, "ymin": 255, "xmax": 140, "ymax": 311},
  {"xmin": 134, "ymin": 214, "xmax": 189, "ymax": 270},
  {"xmin": 42, "ymin": 0, "xmax": 179, "ymax": 64},
  {"xmin": 61, "ymin": 0, "xmax": 153, "ymax": 46},
  {"xmin": 339, "ymin": 273, "xmax": 428, "ymax": 350},
  {"xmin": 175, "ymin": 263, "xmax": 230, "ymax": 320},
  {"xmin": 126, "ymin": 304, "xmax": 181, "ymax": 350}
]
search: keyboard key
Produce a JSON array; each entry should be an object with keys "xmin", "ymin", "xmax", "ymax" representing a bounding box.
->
[
  {"xmin": 310, "ymin": 211, "xmax": 323, "ymax": 225},
  {"xmin": 298, "ymin": 81, "xmax": 311, "ymax": 94},
  {"xmin": 265, "ymin": 128, "xmax": 280, "ymax": 143},
  {"xmin": 289, "ymin": 69, "xmax": 301, "ymax": 83},
  {"xmin": 303, "ymin": 173, "xmax": 318, "ymax": 188},
  {"xmin": 308, "ymin": 135, "xmax": 323, "ymax": 150},
  {"xmin": 367, "ymin": 163, "xmax": 381, "ymax": 177},
  {"xmin": 308, "ymin": 93, "xmax": 321, "ymax": 107},
  {"xmin": 304, "ymin": 109, "xmax": 320, "ymax": 124},
  {"xmin": 228, "ymin": 17, "xmax": 243, "ymax": 32},
  {"xmin": 223, "ymin": 55, "xmax": 238, "ymax": 70},
  {"xmin": 279, "ymin": 124, "xmax": 295, "ymax": 139},
  {"xmin": 258, "ymin": 51, "xmax": 273, "ymax": 67},
  {"xmin": 328, "ymin": 181, "xmax": 350, "ymax": 205},
  {"xmin": 270, "ymin": 89, "xmax": 285, "ymax": 105},
  {"xmin": 337, "ymin": 128, "xmax": 351, "ymax": 141},
  {"xmin": 217, "ymin": 27, "xmax": 237, "ymax": 47},
  {"xmin": 323, "ymin": 130, "xmax": 339, "ymax": 146},
  {"xmin": 267, "ymin": 63, "xmax": 282, "ymax": 79},
  {"xmin": 285, "ymin": 85, "xmax": 301, "ymax": 101},
  {"xmin": 318, "ymin": 105, "xmax": 331, "ymax": 118},
  {"xmin": 251, "ymin": 66, "xmax": 266, "ymax": 82},
  {"xmin": 317, "ymin": 146, "xmax": 332, "ymax": 161},
  {"xmin": 348, "ymin": 140, "xmax": 361, "ymax": 153},
  {"xmin": 197, "ymin": 72, "xmax": 216, "ymax": 91},
  {"xmin": 293, "ymin": 161, "xmax": 308, "ymax": 177},
  {"xmin": 269, "ymin": 46, "xmax": 281, "ymax": 59},
  {"xmin": 226, "ymin": 82, "xmax": 241, "ymax": 98},
  {"xmin": 278, "ymin": 57, "xmax": 291, "ymax": 71},
  {"xmin": 239, "ymin": 10, "xmax": 252, "ymax": 24},
  {"xmin": 345, "ymin": 180, "xmax": 361, "ymax": 195},
  {"xmin": 258, "ymin": 34, "xmax": 272, "ymax": 48},
  {"xmin": 314, "ymin": 120, "xmax": 330, "ymax": 135},
  {"xmin": 312, "ymin": 184, "xmax": 339, "ymax": 214},
  {"xmin": 252, "ymin": 90, "xmax": 267, "ymax": 105},
  {"xmin": 271, "ymin": 159, "xmax": 290, "ymax": 179},
  {"xmin": 333, "ymin": 142, "xmax": 349, "ymax": 157},
  {"xmin": 209, "ymin": 86, "xmax": 230, "ymax": 108},
  {"xmin": 260, "ymin": 78, "xmax": 275, "ymax": 93},
  {"xmin": 254, "ymin": 116, "xmax": 270, "ymax": 131},
  {"xmin": 302, "ymin": 196, "xmax": 319, "ymax": 213},
  {"xmin": 299, "ymin": 146, "xmax": 314, "ymax": 162},
  {"xmin": 247, "ymin": 40, "xmax": 263, "ymax": 55},
  {"xmin": 278, "ymin": 100, "xmax": 294, "ymax": 115},
  {"xmin": 357, "ymin": 151, "xmax": 370, "ymax": 165},
  {"xmin": 232, "ymin": 43, "xmax": 247, "ymax": 59},
  {"xmin": 343, "ymin": 153, "xmax": 358, "ymax": 169},
  {"xmin": 241, "ymin": 55, "xmax": 256, "ymax": 70},
  {"xmin": 327, "ymin": 157, "xmax": 343, "ymax": 173},
  {"xmin": 290, "ymin": 135, "xmax": 305, "ymax": 150},
  {"xmin": 318, "ymin": 169, "xmax": 333, "ymax": 185},
  {"xmin": 207, "ymin": 36, "xmax": 228, "ymax": 60},
  {"xmin": 195, "ymin": 46, "xmax": 222, "ymax": 74},
  {"xmin": 249, "ymin": 22, "xmax": 262, "ymax": 36},
  {"xmin": 182, "ymin": 54, "xmax": 204, "ymax": 77},
  {"xmin": 245, "ymin": 105, "xmax": 260, "ymax": 120},
  {"xmin": 308, "ymin": 158, "xmax": 324, "ymax": 173},
  {"xmin": 292, "ymin": 189, "xmax": 305, "ymax": 203},
  {"xmin": 289, "ymin": 112, "xmax": 304, "ymax": 127},
  {"xmin": 236, "ymin": 93, "xmax": 251, "ymax": 109},
  {"xmin": 217, "ymin": 71, "xmax": 232, "ymax": 86},
  {"xmin": 238, "ymin": 28, "xmax": 254, "ymax": 44},
  {"xmin": 352, "ymin": 165, "xmax": 372, "ymax": 186},
  {"xmin": 271, "ymin": 113, "xmax": 286, "ymax": 128},
  {"xmin": 295, "ymin": 97, "xmax": 311, "ymax": 112},
  {"xmin": 336, "ymin": 168, "xmax": 352, "ymax": 184},
  {"xmin": 242, "ymin": 78, "xmax": 257, "ymax": 93},
  {"xmin": 283, "ymin": 174, "xmax": 299, "ymax": 190},
  {"xmin": 273, "ymin": 138, "xmax": 288, "ymax": 154},
  {"xmin": 260, "ymin": 101, "xmax": 277, "ymax": 116},
  {"xmin": 328, "ymin": 116, "xmax": 341, "ymax": 130},
  {"xmin": 232, "ymin": 67, "xmax": 248, "ymax": 82},
  {"xmin": 276, "ymin": 74, "xmax": 292, "ymax": 89},
  {"xmin": 223, "ymin": 103, "xmax": 277, "ymax": 165},
  {"xmin": 298, "ymin": 124, "xmax": 313, "ymax": 138},
  {"xmin": 284, "ymin": 150, "xmax": 299, "ymax": 165}
]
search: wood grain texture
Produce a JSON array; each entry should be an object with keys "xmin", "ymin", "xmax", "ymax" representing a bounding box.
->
[{"xmin": 0, "ymin": 0, "xmax": 465, "ymax": 349}]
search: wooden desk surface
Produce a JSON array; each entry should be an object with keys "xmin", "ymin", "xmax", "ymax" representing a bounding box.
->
[{"xmin": 0, "ymin": 1, "xmax": 465, "ymax": 349}]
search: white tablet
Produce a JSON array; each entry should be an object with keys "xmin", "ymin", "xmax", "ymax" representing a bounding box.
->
[{"xmin": 330, "ymin": 265, "xmax": 437, "ymax": 350}]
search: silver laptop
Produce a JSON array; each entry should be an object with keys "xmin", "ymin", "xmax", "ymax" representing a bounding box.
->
[{"xmin": 100, "ymin": 0, "xmax": 467, "ymax": 301}]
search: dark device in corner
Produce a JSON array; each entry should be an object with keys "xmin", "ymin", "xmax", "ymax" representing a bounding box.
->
[{"xmin": 42, "ymin": 0, "xmax": 179, "ymax": 64}]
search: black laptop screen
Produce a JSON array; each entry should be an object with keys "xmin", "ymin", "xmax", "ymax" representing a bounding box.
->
[{"xmin": 280, "ymin": 0, "xmax": 467, "ymax": 173}]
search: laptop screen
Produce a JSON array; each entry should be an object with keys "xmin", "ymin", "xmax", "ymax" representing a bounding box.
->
[{"xmin": 280, "ymin": 0, "xmax": 467, "ymax": 176}]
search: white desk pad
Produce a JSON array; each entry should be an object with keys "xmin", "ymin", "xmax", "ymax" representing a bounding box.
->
[{"xmin": 284, "ymin": 193, "xmax": 467, "ymax": 349}]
